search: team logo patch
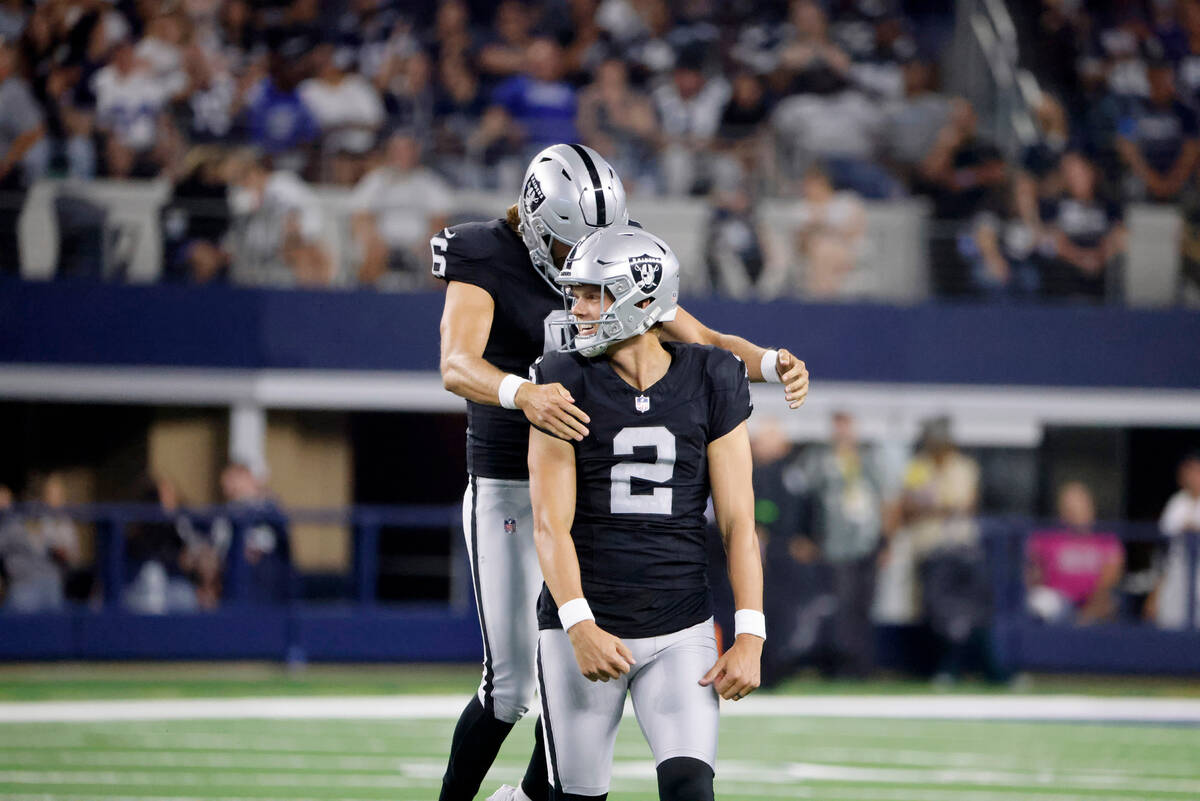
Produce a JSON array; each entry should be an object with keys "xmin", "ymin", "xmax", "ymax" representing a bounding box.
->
[
  {"xmin": 523, "ymin": 175, "xmax": 546, "ymax": 215},
  {"xmin": 503, "ymin": 517, "xmax": 517, "ymax": 534},
  {"xmin": 635, "ymin": 395, "xmax": 650, "ymax": 413},
  {"xmin": 630, "ymin": 254, "xmax": 662, "ymax": 293}
]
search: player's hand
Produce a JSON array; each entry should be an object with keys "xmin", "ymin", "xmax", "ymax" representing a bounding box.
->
[
  {"xmin": 699, "ymin": 634, "xmax": 762, "ymax": 701},
  {"xmin": 567, "ymin": 620, "xmax": 635, "ymax": 682},
  {"xmin": 777, "ymin": 349, "xmax": 809, "ymax": 409},
  {"xmin": 516, "ymin": 382, "xmax": 590, "ymax": 441}
]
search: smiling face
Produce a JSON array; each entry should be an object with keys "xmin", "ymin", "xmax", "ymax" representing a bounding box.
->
[{"xmin": 568, "ymin": 284, "xmax": 610, "ymax": 337}]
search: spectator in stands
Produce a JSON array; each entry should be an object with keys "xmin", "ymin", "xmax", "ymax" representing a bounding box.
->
[
  {"xmin": 794, "ymin": 165, "xmax": 867, "ymax": 298},
  {"xmin": 714, "ymin": 70, "xmax": 774, "ymax": 190},
  {"xmin": 881, "ymin": 58, "xmax": 951, "ymax": 186},
  {"xmin": 350, "ymin": 131, "xmax": 451, "ymax": 289},
  {"xmin": 299, "ymin": 42, "xmax": 385, "ymax": 185},
  {"xmin": 241, "ymin": 50, "xmax": 320, "ymax": 176},
  {"xmin": 333, "ymin": 0, "xmax": 409, "ymax": 85},
  {"xmin": 771, "ymin": 70, "xmax": 898, "ymax": 200},
  {"xmin": 596, "ymin": 0, "xmax": 682, "ymax": 80},
  {"xmin": 431, "ymin": 56, "xmax": 490, "ymax": 187},
  {"xmin": 751, "ymin": 417, "xmax": 829, "ymax": 684},
  {"xmin": 477, "ymin": 0, "xmax": 537, "ymax": 82},
  {"xmin": 484, "ymin": 36, "xmax": 579, "ymax": 158},
  {"xmin": 376, "ymin": 48, "xmax": 435, "ymax": 146},
  {"xmin": 894, "ymin": 417, "xmax": 994, "ymax": 683},
  {"xmin": 135, "ymin": 11, "xmax": 189, "ymax": 103},
  {"xmin": 124, "ymin": 474, "xmax": 212, "ymax": 614},
  {"xmin": 1092, "ymin": 11, "xmax": 1154, "ymax": 103},
  {"xmin": 553, "ymin": 0, "xmax": 604, "ymax": 82},
  {"xmin": 1026, "ymin": 481, "xmax": 1124, "ymax": 625},
  {"xmin": 653, "ymin": 47, "xmax": 730, "ymax": 195},
  {"xmin": 845, "ymin": 8, "xmax": 916, "ymax": 102},
  {"xmin": 1041, "ymin": 151, "xmax": 1126, "ymax": 302},
  {"xmin": 576, "ymin": 57, "xmax": 658, "ymax": 193},
  {"xmin": 176, "ymin": 40, "xmax": 239, "ymax": 145},
  {"xmin": 161, "ymin": 146, "xmax": 232, "ymax": 283},
  {"xmin": 93, "ymin": 38, "xmax": 172, "ymax": 178},
  {"xmin": 778, "ymin": 0, "xmax": 853, "ymax": 95},
  {"xmin": 0, "ymin": 473, "xmax": 78, "ymax": 612},
  {"xmin": 917, "ymin": 98, "xmax": 1007, "ymax": 295},
  {"xmin": 0, "ymin": 35, "xmax": 44, "ymax": 275},
  {"xmin": 705, "ymin": 182, "xmax": 786, "ymax": 300},
  {"xmin": 1117, "ymin": 59, "xmax": 1200, "ymax": 203},
  {"xmin": 1016, "ymin": 95, "xmax": 1070, "ymax": 234},
  {"xmin": 804, "ymin": 411, "xmax": 884, "ymax": 677},
  {"xmin": 223, "ymin": 149, "xmax": 332, "ymax": 286},
  {"xmin": 210, "ymin": 462, "xmax": 291, "ymax": 604},
  {"xmin": 425, "ymin": 0, "xmax": 475, "ymax": 68},
  {"xmin": 959, "ymin": 205, "xmax": 1042, "ymax": 300},
  {"xmin": 1148, "ymin": 451, "xmax": 1200, "ymax": 629}
]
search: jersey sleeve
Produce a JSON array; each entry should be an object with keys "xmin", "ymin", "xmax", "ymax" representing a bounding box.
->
[
  {"xmin": 430, "ymin": 222, "xmax": 498, "ymax": 295},
  {"xmin": 707, "ymin": 350, "xmax": 753, "ymax": 441}
]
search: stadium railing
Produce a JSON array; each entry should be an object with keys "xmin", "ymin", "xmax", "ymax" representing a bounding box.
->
[{"xmin": 1, "ymin": 506, "xmax": 1198, "ymax": 674}]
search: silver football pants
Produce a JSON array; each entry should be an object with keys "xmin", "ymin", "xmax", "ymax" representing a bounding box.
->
[
  {"xmin": 536, "ymin": 617, "xmax": 721, "ymax": 796},
  {"xmin": 462, "ymin": 475, "xmax": 543, "ymax": 723}
]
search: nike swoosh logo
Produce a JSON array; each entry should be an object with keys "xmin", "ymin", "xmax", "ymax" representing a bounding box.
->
[{"xmin": 444, "ymin": 229, "xmax": 457, "ymax": 239}]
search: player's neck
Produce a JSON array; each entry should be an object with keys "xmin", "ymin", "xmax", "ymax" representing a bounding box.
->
[{"xmin": 607, "ymin": 333, "xmax": 671, "ymax": 392}]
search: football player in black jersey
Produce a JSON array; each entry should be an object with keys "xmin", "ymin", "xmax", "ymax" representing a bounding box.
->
[
  {"xmin": 433, "ymin": 144, "xmax": 803, "ymax": 801},
  {"xmin": 528, "ymin": 224, "xmax": 761, "ymax": 801}
]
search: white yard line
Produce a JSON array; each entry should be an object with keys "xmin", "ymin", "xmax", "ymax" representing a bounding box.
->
[{"xmin": 2, "ymin": 694, "xmax": 1200, "ymax": 724}]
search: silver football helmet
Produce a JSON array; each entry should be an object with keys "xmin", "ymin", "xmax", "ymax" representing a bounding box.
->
[
  {"xmin": 518, "ymin": 144, "xmax": 629, "ymax": 288},
  {"xmin": 554, "ymin": 224, "xmax": 680, "ymax": 357}
]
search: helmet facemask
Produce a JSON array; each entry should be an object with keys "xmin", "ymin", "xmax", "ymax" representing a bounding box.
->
[{"xmin": 552, "ymin": 225, "xmax": 680, "ymax": 357}]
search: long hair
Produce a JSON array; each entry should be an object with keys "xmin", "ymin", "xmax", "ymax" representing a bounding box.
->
[{"xmin": 506, "ymin": 204, "xmax": 520, "ymax": 232}]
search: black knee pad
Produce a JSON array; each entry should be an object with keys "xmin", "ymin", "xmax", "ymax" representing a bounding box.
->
[{"xmin": 657, "ymin": 756, "xmax": 714, "ymax": 801}]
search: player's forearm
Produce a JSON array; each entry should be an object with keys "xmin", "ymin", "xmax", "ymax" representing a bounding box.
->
[
  {"xmin": 533, "ymin": 524, "xmax": 587, "ymax": 607},
  {"xmin": 712, "ymin": 332, "xmax": 769, "ymax": 382},
  {"xmin": 723, "ymin": 521, "xmax": 764, "ymax": 614},
  {"xmin": 440, "ymin": 350, "xmax": 514, "ymax": 407}
]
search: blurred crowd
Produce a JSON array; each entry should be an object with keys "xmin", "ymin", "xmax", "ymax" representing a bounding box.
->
[
  {"xmin": 0, "ymin": 0, "xmax": 1197, "ymax": 300},
  {"xmin": 750, "ymin": 415, "xmax": 1200, "ymax": 685},
  {"xmin": 0, "ymin": 462, "xmax": 291, "ymax": 613}
]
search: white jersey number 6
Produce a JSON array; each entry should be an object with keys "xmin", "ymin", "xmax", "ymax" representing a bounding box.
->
[{"xmin": 610, "ymin": 426, "xmax": 675, "ymax": 515}]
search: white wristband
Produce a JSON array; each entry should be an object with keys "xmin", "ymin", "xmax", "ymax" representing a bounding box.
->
[
  {"xmin": 734, "ymin": 609, "xmax": 766, "ymax": 640},
  {"xmin": 760, "ymin": 350, "xmax": 781, "ymax": 383},
  {"xmin": 498, "ymin": 374, "xmax": 530, "ymax": 410},
  {"xmin": 558, "ymin": 598, "xmax": 595, "ymax": 631}
]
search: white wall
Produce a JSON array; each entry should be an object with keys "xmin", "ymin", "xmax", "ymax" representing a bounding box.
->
[{"xmin": 16, "ymin": 179, "xmax": 1189, "ymax": 306}]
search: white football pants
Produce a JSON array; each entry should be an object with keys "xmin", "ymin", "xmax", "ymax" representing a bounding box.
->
[
  {"xmin": 536, "ymin": 618, "xmax": 721, "ymax": 797},
  {"xmin": 462, "ymin": 475, "xmax": 543, "ymax": 723}
]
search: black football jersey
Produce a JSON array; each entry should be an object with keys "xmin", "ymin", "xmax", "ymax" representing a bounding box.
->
[
  {"xmin": 432, "ymin": 218, "xmax": 570, "ymax": 479},
  {"xmin": 531, "ymin": 341, "xmax": 753, "ymax": 638}
]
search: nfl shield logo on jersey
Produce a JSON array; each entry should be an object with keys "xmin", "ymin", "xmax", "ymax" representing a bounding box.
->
[
  {"xmin": 503, "ymin": 517, "xmax": 516, "ymax": 535},
  {"xmin": 635, "ymin": 395, "xmax": 650, "ymax": 413}
]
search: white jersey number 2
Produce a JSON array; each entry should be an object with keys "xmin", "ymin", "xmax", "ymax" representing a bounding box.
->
[{"xmin": 611, "ymin": 426, "xmax": 675, "ymax": 515}]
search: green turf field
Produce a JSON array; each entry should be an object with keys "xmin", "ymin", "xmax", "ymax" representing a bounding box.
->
[{"xmin": 0, "ymin": 665, "xmax": 1197, "ymax": 800}]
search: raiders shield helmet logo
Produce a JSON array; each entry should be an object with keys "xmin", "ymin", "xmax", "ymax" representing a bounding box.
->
[
  {"xmin": 523, "ymin": 175, "xmax": 546, "ymax": 215},
  {"xmin": 630, "ymin": 254, "xmax": 662, "ymax": 293}
]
